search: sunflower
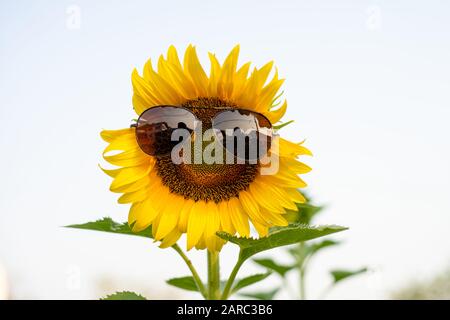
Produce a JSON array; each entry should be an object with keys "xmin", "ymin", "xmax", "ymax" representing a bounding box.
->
[{"xmin": 100, "ymin": 45, "xmax": 312, "ymax": 252}]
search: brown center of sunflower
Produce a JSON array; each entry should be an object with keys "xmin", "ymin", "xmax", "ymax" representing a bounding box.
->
[{"xmin": 155, "ymin": 97, "xmax": 259, "ymax": 203}]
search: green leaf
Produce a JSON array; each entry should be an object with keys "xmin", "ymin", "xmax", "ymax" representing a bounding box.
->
[
  {"xmin": 304, "ymin": 239, "xmax": 341, "ymax": 258},
  {"xmin": 287, "ymin": 239, "xmax": 340, "ymax": 261},
  {"xmin": 287, "ymin": 247, "xmax": 301, "ymax": 260},
  {"xmin": 166, "ymin": 276, "xmax": 200, "ymax": 292},
  {"xmin": 239, "ymin": 288, "xmax": 279, "ymax": 300},
  {"xmin": 273, "ymin": 120, "xmax": 294, "ymax": 130},
  {"xmin": 217, "ymin": 223, "xmax": 347, "ymax": 260},
  {"xmin": 66, "ymin": 217, "xmax": 153, "ymax": 239},
  {"xmin": 307, "ymin": 239, "xmax": 340, "ymax": 254},
  {"xmin": 231, "ymin": 272, "xmax": 272, "ymax": 294},
  {"xmin": 331, "ymin": 267, "xmax": 368, "ymax": 284},
  {"xmin": 101, "ymin": 291, "xmax": 146, "ymax": 300},
  {"xmin": 253, "ymin": 258, "xmax": 294, "ymax": 277},
  {"xmin": 284, "ymin": 202, "xmax": 323, "ymax": 225}
]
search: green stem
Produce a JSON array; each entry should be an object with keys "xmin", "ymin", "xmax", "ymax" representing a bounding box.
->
[
  {"xmin": 299, "ymin": 266, "xmax": 306, "ymax": 300},
  {"xmin": 221, "ymin": 252, "xmax": 245, "ymax": 300},
  {"xmin": 298, "ymin": 242, "xmax": 306, "ymax": 300},
  {"xmin": 172, "ymin": 244, "xmax": 207, "ymax": 298},
  {"xmin": 207, "ymin": 250, "xmax": 221, "ymax": 300}
]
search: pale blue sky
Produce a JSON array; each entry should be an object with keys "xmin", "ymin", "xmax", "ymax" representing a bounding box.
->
[{"xmin": 0, "ymin": 0, "xmax": 449, "ymax": 299}]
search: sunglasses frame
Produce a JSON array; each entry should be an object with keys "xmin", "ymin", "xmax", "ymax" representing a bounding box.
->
[{"xmin": 132, "ymin": 104, "xmax": 273, "ymax": 158}]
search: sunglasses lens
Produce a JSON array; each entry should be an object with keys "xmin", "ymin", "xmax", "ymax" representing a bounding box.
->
[
  {"xmin": 135, "ymin": 106, "xmax": 196, "ymax": 156},
  {"xmin": 212, "ymin": 110, "xmax": 272, "ymax": 161}
]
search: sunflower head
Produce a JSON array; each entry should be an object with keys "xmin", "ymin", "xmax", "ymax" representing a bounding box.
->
[{"xmin": 101, "ymin": 45, "xmax": 312, "ymax": 252}]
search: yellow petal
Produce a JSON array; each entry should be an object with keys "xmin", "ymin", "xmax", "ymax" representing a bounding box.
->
[
  {"xmin": 187, "ymin": 200, "xmax": 207, "ymax": 250},
  {"xmin": 266, "ymin": 100, "xmax": 287, "ymax": 124},
  {"xmin": 132, "ymin": 93, "xmax": 152, "ymax": 115},
  {"xmin": 279, "ymin": 138, "xmax": 313, "ymax": 157},
  {"xmin": 252, "ymin": 220, "xmax": 269, "ymax": 237},
  {"xmin": 128, "ymin": 201, "xmax": 143, "ymax": 225},
  {"xmin": 110, "ymin": 162, "xmax": 153, "ymax": 190},
  {"xmin": 254, "ymin": 61, "xmax": 275, "ymax": 89},
  {"xmin": 117, "ymin": 186, "xmax": 149, "ymax": 204},
  {"xmin": 255, "ymin": 180, "xmax": 297, "ymax": 211},
  {"xmin": 184, "ymin": 45, "xmax": 208, "ymax": 97},
  {"xmin": 147, "ymin": 180, "xmax": 170, "ymax": 213},
  {"xmin": 285, "ymin": 188, "xmax": 306, "ymax": 204},
  {"xmin": 195, "ymin": 233, "xmax": 207, "ymax": 250},
  {"xmin": 238, "ymin": 190, "xmax": 268, "ymax": 226},
  {"xmin": 206, "ymin": 236, "xmax": 226, "ymax": 252},
  {"xmin": 178, "ymin": 199, "xmax": 195, "ymax": 233},
  {"xmin": 260, "ymin": 173, "xmax": 307, "ymax": 189},
  {"xmin": 145, "ymin": 65, "xmax": 184, "ymax": 105},
  {"xmin": 260, "ymin": 207, "xmax": 288, "ymax": 226},
  {"xmin": 151, "ymin": 213, "xmax": 162, "ymax": 238},
  {"xmin": 142, "ymin": 59, "xmax": 155, "ymax": 82},
  {"xmin": 218, "ymin": 200, "xmax": 235, "ymax": 234},
  {"xmin": 110, "ymin": 175, "xmax": 150, "ymax": 193},
  {"xmin": 256, "ymin": 74, "xmax": 284, "ymax": 112},
  {"xmin": 100, "ymin": 128, "xmax": 134, "ymax": 143},
  {"xmin": 167, "ymin": 45, "xmax": 182, "ymax": 70},
  {"xmin": 157, "ymin": 55, "xmax": 196, "ymax": 99},
  {"xmin": 103, "ymin": 149, "xmax": 148, "ymax": 167},
  {"xmin": 217, "ymin": 44, "xmax": 240, "ymax": 99},
  {"xmin": 131, "ymin": 68, "xmax": 160, "ymax": 112},
  {"xmin": 249, "ymin": 181, "xmax": 285, "ymax": 214},
  {"xmin": 159, "ymin": 228, "xmax": 182, "ymax": 248},
  {"xmin": 231, "ymin": 61, "xmax": 251, "ymax": 100},
  {"xmin": 235, "ymin": 67, "xmax": 259, "ymax": 108},
  {"xmin": 207, "ymin": 52, "xmax": 221, "ymax": 97},
  {"xmin": 204, "ymin": 201, "xmax": 221, "ymax": 252},
  {"xmin": 99, "ymin": 165, "xmax": 120, "ymax": 178},
  {"xmin": 279, "ymin": 157, "xmax": 312, "ymax": 174},
  {"xmin": 228, "ymin": 198, "xmax": 250, "ymax": 237},
  {"xmin": 103, "ymin": 135, "xmax": 139, "ymax": 154},
  {"xmin": 128, "ymin": 199, "xmax": 160, "ymax": 231},
  {"xmin": 154, "ymin": 193, "xmax": 184, "ymax": 240}
]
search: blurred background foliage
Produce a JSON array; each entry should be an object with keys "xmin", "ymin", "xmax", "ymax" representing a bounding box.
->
[
  {"xmin": 240, "ymin": 195, "xmax": 368, "ymax": 299},
  {"xmin": 391, "ymin": 267, "xmax": 450, "ymax": 300}
]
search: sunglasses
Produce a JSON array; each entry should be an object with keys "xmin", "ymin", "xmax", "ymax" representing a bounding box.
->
[{"xmin": 132, "ymin": 105, "xmax": 272, "ymax": 162}]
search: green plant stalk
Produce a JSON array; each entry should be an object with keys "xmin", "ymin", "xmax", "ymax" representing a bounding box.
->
[
  {"xmin": 172, "ymin": 244, "xmax": 207, "ymax": 298},
  {"xmin": 207, "ymin": 250, "xmax": 221, "ymax": 300},
  {"xmin": 298, "ymin": 242, "xmax": 306, "ymax": 300},
  {"xmin": 299, "ymin": 266, "xmax": 306, "ymax": 300},
  {"xmin": 221, "ymin": 251, "xmax": 245, "ymax": 300}
]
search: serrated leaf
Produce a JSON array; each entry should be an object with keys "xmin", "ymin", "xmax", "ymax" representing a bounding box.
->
[
  {"xmin": 331, "ymin": 267, "xmax": 368, "ymax": 284},
  {"xmin": 239, "ymin": 288, "xmax": 279, "ymax": 300},
  {"xmin": 166, "ymin": 276, "xmax": 200, "ymax": 292},
  {"xmin": 101, "ymin": 291, "xmax": 146, "ymax": 300},
  {"xmin": 217, "ymin": 224, "xmax": 347, "ymax": 260},
  {"xmin": 253, "ymin": 258, "xmax": 294, "ymax": 277},
  {"xmin": 231, "ymin": 272, "xmax": 272, "ymax": 294},
  {"xmin": 66, "ymin": 217, "xmax": 153, "ymax": 239}
]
